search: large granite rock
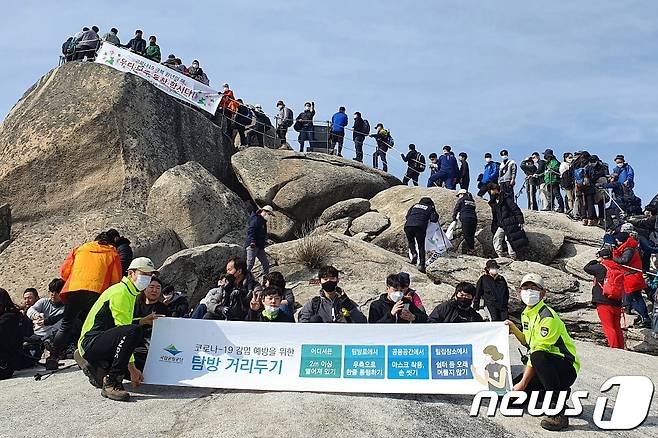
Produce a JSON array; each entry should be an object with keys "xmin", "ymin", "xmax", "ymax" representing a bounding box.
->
[
  {"xmin": 349, "ymin": 212, "xmax": 390, "ymax": 236},
  {"xmin": 318, "ymin": 198, "xmax": 371, "ymax": 225},
  {"xmin": 158, "ymin": 243, "xmax": 244, "ymax": 305},
  {"xmin": 0, "ymin": 62, "xmax": 235, "ymax": 225},
  {"xmin": 146, "ymin": 162, "xmax": 249, "ymax": 248},
  {"xmin": 0, "ymin": 208, "xmax": 183, "ymax": 302},
  {"xmin": 231, "ymin": 148, "xmax": 399, "ymax": 239}
]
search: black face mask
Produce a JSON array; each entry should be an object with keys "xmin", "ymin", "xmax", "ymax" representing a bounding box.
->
[
  {"xmin": 456, "ymin": 298, "xmax": 473, "ymax": 309},
  {"xmin": 322, "ymin": 281, "xmax": 338, "ymax": 293},
  {"xmin": 224, "ymin": 274, "xmax": 236, "ymax": 288}
]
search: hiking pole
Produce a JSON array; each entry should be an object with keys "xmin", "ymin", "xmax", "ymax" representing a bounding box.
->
[
  {"xmin": 516, "ymin": 175, "xmax": 529, "ymax": 202},
  {"xmin": 34, "ymin": 362, "xmax": 78, "ymax": 381}
]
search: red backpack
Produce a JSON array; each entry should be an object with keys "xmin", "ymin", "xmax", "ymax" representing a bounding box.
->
[{"xmin": 600, "ymin": 259, "xmax": 624, "ymax": 301}]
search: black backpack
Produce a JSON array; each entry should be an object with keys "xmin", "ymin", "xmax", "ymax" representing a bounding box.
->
[
  {"xmin": 414, "ymin": 152, "xmax": 426, "ymax": 172},
  {"xmin": 362, "ymin": 119, "xmax": 371, "ymax": 136},
  {"xmin": 284, "ymin": 108, "xmax": 294, "ymax": 128},
  {"xmin": 560, "ymin": 167, "xmax": 575, "ymax": 189}
]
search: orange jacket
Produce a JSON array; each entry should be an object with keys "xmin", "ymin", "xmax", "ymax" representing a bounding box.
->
[
  {"xmin": 60, "ymin": 241, "xmax": 122, "ymax": 297},
  {"xmin": 220, "ymin": 89, "xmax": 238, "ymax": 113}
]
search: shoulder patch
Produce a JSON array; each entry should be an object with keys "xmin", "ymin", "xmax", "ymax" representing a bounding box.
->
[
  {"xmin": 540, "ymin": 326, "xmax": 549, "ymax": 337},
  {"xmin": 539, "ymin": 306, "xmax": 553, "ymax": 319}
]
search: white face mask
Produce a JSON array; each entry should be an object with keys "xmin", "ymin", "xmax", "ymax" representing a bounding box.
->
[
  {"xmin": 566, "ymin": 157, "xmax": 573, "ymax": 163},
  {"xmin": 134, "ymin": 274, "xmax": 152, "ymax": 291},
  {"xmin": 277, "ymin": 105, "xmax": 283, "ymax": 110},
  {"xmin": 616, "ymin": 163, "xmax": 624, "ymax": 168},
  {"xmin": 390, "ymin": 291, "xmax": 404, "ymax": 302},
  {"xmin": 262, "ymin": 214, "xmax": 270, "ymax": 222},
  {"xmin": 489, "ymin": 268, "xmax": 499, "ymax": 276},
  {"xmin": 501, "ymin": 155, "xmax": 508, "ymax": 161},
  {"xmin": 485, "ymin": 158, "xmax": 492, "ymax": 163},
  {"xmin": 305, "ymin": 106, "xmax": 311, "ymax": 111},
  {"xmin": 520, "ymin": 289, "xmax": 541, "ymax": 306},
  {"xmin": 264, "ymin": 305, "xmax": 279, "ymax": 314}
]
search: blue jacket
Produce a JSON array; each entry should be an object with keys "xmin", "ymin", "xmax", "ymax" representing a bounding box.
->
[
  {"xmin": 482, "ymin": 161, "xmax": 500, "ymax": 185},
  {"xmin": 437, "ymin": 154, "xmax": 459, "ymax": 178},
  {"xmin": 331, "ymin": 112, "xmax": 348, "ymax": 134},
  {"xmin": 615, "ymin": 163, "xmax": 635, "ymax": 189},
  {"xmin": 245, "ymin": 213, "xmax": 267, "ymax": 249}
]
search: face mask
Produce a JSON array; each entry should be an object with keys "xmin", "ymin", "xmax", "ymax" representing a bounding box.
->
[
  {"xmin": 305, "ymin": 106, "xmax": 311, "ymax": 111},
  {"xmin": 264, "ymin": 305, "xmax": 279, "ymax": 314},
  {"xmin": 616, "ymin": 163, "xmax": 624, "ymax": 168},
  {"xmin": 489, "ymin": 268, "xmax": 499, "ymax": 276},
  {"xmin": 566, "ymin": 158, "xmax": 573, "ymax": 163},
  {"xmin": 277, "ymin": 105, "xmax": 283, "ymax": 110},
  {"xmin": 456, "ymin": 297, "xmax": 473, "ymax": 309},
  {"xmin": 520, "ymin": 289, "xmax": 541, "ymax": 306},
  {"xmin": 224, "ymin": 274, "xmax": 236, "ymax": 288},
  {"xmin": 390, "ymin": 291, "xmax": 404, "ymax": 302},
  {"xmin": 322, "ymin": 280, "xmax": 338, "ymax": 293},
  {"xmin": 501, "ymin": 155, "xmax": 508, "ymax": 162},
  {"xmin": 262, "ymin": 214, "xmax": 270, "ymax": 222},
  {"xmin": 532, "ymin": 158, "xmax": 538, "ymax": 163},
  {"xmin": 192, "ymin": 63, "xmax": 199, "ymax": 68},
  {"xmin": 485, "ymin": 158, "xmax": 492, "ymax": 163},
  {"xmin": 223, "ymin": 87, "xmax": 229, "ymax": 92},
  {"xmin": 134, "ymin": 274, "xmax": 152, "ymax": 291}
]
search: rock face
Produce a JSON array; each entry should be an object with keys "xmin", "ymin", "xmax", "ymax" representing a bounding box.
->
[
  {"xmin": 0, "ymin": 208, "xmax": 183, "ymax": 302},
  {"xmin": 146, "ymin": 162, "xmax": 249, "ymax": 248},
  {"xmin": 349, "ymin": 212, "xmax": 390, "ymax": 236},
  {"xmin": 0, "ymin": 203, "xmax": 10, "ymax": 242},
  {"xmin": 318, "ymin": 198, "xmax": 371, "ymax": 225},
  {"xmin": 0, "ymin": 62, "xmax": 235, "ymax": 224},
  {"xmin": 158, "ymin": 243, "xmax": 244, "ymax": 305},
  {"xmin": 231, "ymin": 148, "xmax": 400, "ymax": 240}
]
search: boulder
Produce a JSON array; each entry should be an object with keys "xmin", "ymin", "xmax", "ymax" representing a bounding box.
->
[
  {"xmin": 0, "ymin": 203, "xmax": 10, "ymax": 242},
  {"xmin": 231, "ymin": 148, "xmax": 399, "ymax": 238},
  {"xmin": 349, "ymin": 212, "xmax": 390, "ymax": 236},
  {"xmin": 0, "ymin": 62, "xmax": 235, "ymax": 225},
  {"xmin": 158, "ymin": 243, "xmax": 244, "ymax": 306},
  {"xmin": 146, "ymin": 162, "xmax": 249, "ymax": 248},
  {"xmin": 0, "ymin": 208, "xmax": 183, "ymax": 302},
  {"xmin": 557, "ymin": 242, "xmax": 599, "ymax": 281},
  {"xmin": 318, "ymin": 198, "xmax": 371, "ymax": 225},
  {"xmin": 475, "ymin": 225, "xmax": 564, "ymax": 264},
  {"xmin": 310, "ymin": 217, "xmax": 352, "ymax": 237}
]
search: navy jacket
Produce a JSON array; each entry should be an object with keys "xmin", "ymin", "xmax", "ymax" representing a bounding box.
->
[
  {"xmin": 452, "ymin": 194, "xmax": 477, "ymax": 222},
  {"xmin": 437, "ymin": 154, "xmax": 459, "ymax": 178},
  {"xmin": 405, "ymin": 201, "xmax": 439, "ymax": 229},
  {"xmin": 245, "ymin": 213, "xmax": 267, "ymax": 248}
]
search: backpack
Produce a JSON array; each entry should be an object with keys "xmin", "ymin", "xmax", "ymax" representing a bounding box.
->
[
  {"xmin": 293, "ymin": 119, "xmax": 303, "ymax": 132},
  {"xmin": 600, "ymin": 261, "xmax": 624, "ymax": 302},
  {"xmin": 62, "ymin": 37, "xmax": 73, "ymax": 55},
  {"xmin": 560, "ymin": 168, "xmax": 575, "ymax": 189},
  {"xmin": 412, "ymin": 152, "xmax": 426, "ymax": 172},
  {"xmin": 574, "ymin": 168, "xmax": 587, "ymax": 188},
  {"xmin": 362, "ymin": 119, "xmax": 370, "ymax": 136},
  {"xmin": 284, "ymin": 108, "xmax": 294, "ymax": 128}
]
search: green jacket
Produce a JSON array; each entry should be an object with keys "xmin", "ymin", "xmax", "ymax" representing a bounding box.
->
[
  {"xmin": 545, "ymin": 158, "xmax": 560, "ymax": 185},
  {"xmin": 521, "ymin": 300, "xmax": 580, "ymax": 374},
  {"xmin": 145, "ymin": 44, "xmax": 161, "ymax": 63},
  {"xmin": 78, "ymin": 277, "xmax": 140, "ymax": 362}
]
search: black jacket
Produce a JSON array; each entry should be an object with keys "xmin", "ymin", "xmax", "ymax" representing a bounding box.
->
[
  {"xmin": 235, "ymin": 104, "xmax": 253, "ymax": 128},
  {"xmin": 453, "ymin": 193, "xmax": 477, "ymax": 222},
  {"xmin": 0, "ymin": 312, "xmax": 24, "ymax": 374},
  {"xmin": 253, "ymin": 111, "xmax": 272, "ymax": 134},
  {"xmin": 163, "ymin": 292, "xmax": 190, "ymax": 318},
  {"xmin": 459, "ymin": 161, "xmax": 470, "ymax": 188},
  {"xmin": 124, "ymin": 37, "xmax": 146, "ymax": 55},
  {"xmin": 428, "ymin": 300, "xmax": 484, "ymax": 323},
  {"xmin": 583, "ymin": 260, "xmax": 623, "ymax": 307},
  {"xmin": 489, "ymin": 192, "xmax": 528, "ymax": 251},
  {"xmin": 368, "ymin": 294, "xmax": 428, "ymax": 323},
  {"xmin": 245, "ymin": 308, "xmax": 294, "ymax": 322},
  {"xmin": 115, "ymin": 237, "xmax": 133, "ymax": 276},
  {"xmin": 402, "ymin": 150, "xmax": 424, "ymax": 173},
  {"xmin": 352, "ymin": 117, "xmax": 367, "ymax": 140},
  {"xmin": 297, "ymin": 109, "xmax": 315, "ymax": 129},
  {"xmin": 474, "ymin": 274, "xmax": 509, "ymax": 310},
  {"xmin": 520, "ymin": 161, "xmax": 539, "ymax": 186},
  {"xmin": 405, "ymin": 199, "xmax": 439, "ymax": 229},
  {"xmin": 133, "ymin": 298, "xmax": 169, "ymax": 338}
]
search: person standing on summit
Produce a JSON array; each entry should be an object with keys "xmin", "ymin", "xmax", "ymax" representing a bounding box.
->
[
  {"xmin": 123, "ymin": 30, "xmax": 146, "ymax": 56},
  {"xmin": 427, "ymin": 146, "xmax": 459, "ymax": 189},
  {"xmin": 275, "ymin": 100, "xmax": 293, "ymax": 146},
  {"xmin": 401, "ymin": 144, "xmax": 425, "ymax": 186},
  {"xmin": 351, "ymin": 112, "xmax": 368, "ymax": 163},
  {"xmin": 477, "ymin": 153, "xmax": 500, "ymax": 197},
  {"xmin": 330, "ymin": 106, "xmax": 348, "ymax": 156},
  {"xmin": 296, "ymin": 102, "xmax": 316, "ymax": 152},
  {"xmin": 458, "ymin": 152, "xmax": 470, "ymax": 191},
  {"xmin": 497, "ymin": 149, "xmax": 517, "ymax": 197}
]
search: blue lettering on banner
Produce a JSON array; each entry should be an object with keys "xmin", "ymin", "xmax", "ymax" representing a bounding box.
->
[
  {"xmin": 343, "ymin": 345, "xmax": 385, "ymax": 379},
  {"xmin": 300, "ymin": 344, "xmax": 342, "ymax": 378},
  {"xmin": 387, "ymin": 345, "xmax": 429, "ymax": 379},
  {"xmin": 430, "ymin": 344, "xmax": 473, "ymax": 379}
]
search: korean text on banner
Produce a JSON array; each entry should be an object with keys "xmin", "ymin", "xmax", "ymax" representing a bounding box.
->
[
  {"xmin": 95, "ymin": 42, "xmax": 221, "ymax": 114},
  {"xmin": 144, "ymin": 319, "xmax": 512, "ymax": 395}
]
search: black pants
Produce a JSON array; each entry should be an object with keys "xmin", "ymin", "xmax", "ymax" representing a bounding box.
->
[
  {"xmin": 500, "ymin": 181, "xmax": 514, "ymax": 197},
  {"xmin": 276, "ymin": 126, "xmax": 287, "ymax": 145},
  {"xmin": 485, "ymin": 302, "xmax": 508, "ymax": 321},
  {"xmin": 234, "ymin": 125, "xmax": 247, "ymax": 146},
  {"xmin": 461, "ymin": 217, "xmax": 477, "ymax": 250},
  {"xmin": 546, "ymin": 183, "xmax": 565, "ymax": 211},
  {"xmin": 354, "ymin": 136, "xmax": 364, "ymax": 162},
  {"xmin": 526, "ymin": 182, "xmax": 538, "ymax": 210},
  {"xmin": 405, "ymin": 226, "xmax": 426, "ymax": 267},
  {"xmin": 476, "ymin": 184, "xmax": 490, "ymax": 198},
  {"xmin": 52, "ymin": 291, "xmax": 99, "ymax": 354},
  {"xmin": 330, "ymin": 132, "xmax": 344, "ymax": 155},
  {"xmin": 373, "ymin": 149, "xmax": 388, "ymax": 172},
  {"xmin": 83, "ymin": 325, "xmax": 144, "ymax": 378},
  {"xmin": 584, "ymin": 192, "xmax": 597, "ymax": 219},
  {"xmin": 403, "ymin": 168, "xmax": 420, "ymax": 186},
  {"xmin": 523, "ymin": 351, "xmax": 577, "ymax": 410}
]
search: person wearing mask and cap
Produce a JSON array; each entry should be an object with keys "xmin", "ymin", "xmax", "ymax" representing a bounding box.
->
[
  {"xmin": 520, "ymin": 155, "xmax": 540, "ymax": 210},
  {"xmin": 427, "ymin": 145, "xmax": 459, "ymax": 189},
  {"xmin": 474, "ymin": 260, "xmax": 510, "ymax": 321},
  {"xmin": 298, "ymin": 266, "xmax": 366, "ymax": 323},
  {"xmin": 249, "ymin": 104, "xmax": 272, "ymax": 147},
  {"xmin": 352, "ymin": 112, "xmax": 369, "ymax": 162},
  {"xmin": 245, "ymin": 205, "xmax": 274, "ymax": 276},
  {"xmin": 296, "ymin": 101, "xmax": 316, "ymax": 152},
  {"xmin": 370, "ymin": 123, "xmax": 393, "ymax": 171},
  {"xmin": 613, "ymin": 154, "xmax": 635, "ymax": 190},
  {"xmin": 543, "ymin": 148, "xmax": 565, "ymax": 213},
  {"xmin": 144, "ymin": 35, "xmax": 161, "ymax": 62},
  {"xmin": 458, "ymin": 152, "xmax": 470, "ymax": 191},
  {"xmin": 453, "ymin": 188, "xmax": 478, "ymax": 255},
  {"xmin": 559, "ymin": 152, "xmax": 575, "ymax": 214},
  {"xmin": 123, "ymin": 29, "xmax": 146, "ymax": 56},
  {"xmin": 612, "ymin": 231, "xmax": 651, "ymax": 327},
  {"xmin": 404, "ymin": 197, "xmax": 440, "ymax": 273},
  {"xmin": 188, "ymin": 60, "xmax": 210, "ymax": 85},
  {"xmin": 369, "ymin": 274, "xmax": 428, "ymax": 323},
  {"xmin": 401, "ymin": 144, "xmax": 425, "ymax": 186},
  {"xmin": 330, "ymin": 106, "xmax": 348, "ymax": 156},
  {"xmin": 74, "ymin": 257, "xmax": 160, "ymax": 402},
  {"xmin": 428, "ymin": 282, "xmax": 482, "ymax": 323},
  {"xmin": 275, "ymin": 100, "xmax": 294, "ymax": 146},
  {"xmin": 476, "ymin": 153, "xmax": 500, "ymax": 198},
  {"xmin": 488, "ymin": 183, "xmax": 528, "ymax": 260},
  {"xmin": 505, "ymin": 274, "xmax": 580, "ymax": 432},
  {"xmin": 497, "ymin": 149, "xmax": 517, "ymax": 197}
]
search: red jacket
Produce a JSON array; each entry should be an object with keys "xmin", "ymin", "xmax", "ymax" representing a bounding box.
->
[{"xmin": 612, "ymin": 237, "xmax": 646, "ymax": 293}]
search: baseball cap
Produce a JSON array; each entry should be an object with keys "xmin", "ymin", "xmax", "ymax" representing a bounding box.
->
[
  {"xmin": 128, "ymin": 257, "xmax": 158, "ymax": 274},
  {"xmin": 260, "ymin": 205, "xmax": 275, "ymax": 215},
  {"xmin": 521, "ymin": 273, "xmax": 545, "ymax": 289},
  {"xmin": 456, "ymin": 189, "xmax": 467, "ymax": 197}
]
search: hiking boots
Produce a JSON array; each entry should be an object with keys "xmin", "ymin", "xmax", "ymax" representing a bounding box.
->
[
  {"xmin": 74, "ymin": 349, "xmax": 106, "ymax": 389},
  {"xmin": 410, "ymin": 255, "xmax": 418, "ymax": 265},
  {"xmin": 541, "ymin": 414, "xmax": 569, "ymax": 431},
  {"xmin": 101, "ymin": 375, "xmax": 130, "ymax": 402}
]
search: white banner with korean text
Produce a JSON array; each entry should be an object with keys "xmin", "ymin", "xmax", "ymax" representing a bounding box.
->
[
  {"xmin": 95, "ymin": 42, "xmax": 221, "ymax": 114},
  {"xmin": 144, "ymin": 318, "xmax": 512, "ymax": 395}
]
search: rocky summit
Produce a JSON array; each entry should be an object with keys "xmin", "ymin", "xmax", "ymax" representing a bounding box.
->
[{"xmin": 1, "ymin": 61, "xmax": 656, "ymax": 437}]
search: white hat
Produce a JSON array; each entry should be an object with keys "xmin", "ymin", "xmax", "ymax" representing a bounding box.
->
[
  {"xmin": 456, "ymin": 189, "xmax": 468, "ymax": 197},
  {"xmin": 520, "ymin": 273, "xmax": 545, "ymax": 289},
  {"xmin": 128, "ymin": 257, "xmax": 158, "ymax": 274},
  {"xmin": 260, "ymin": 205, "xmax": 275, "ymax": 215}
]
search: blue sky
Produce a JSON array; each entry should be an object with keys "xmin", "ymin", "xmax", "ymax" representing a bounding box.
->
[{"xmin": 1, "ymin": 0, "xmax": 657, "ymax": 203}]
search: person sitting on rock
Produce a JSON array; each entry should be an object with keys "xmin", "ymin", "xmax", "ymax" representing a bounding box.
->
[
  {"xmin": 246, "ymin": 205, "xmax": 273, "ymax": 276},
  {"xmin": 398, "ymin": 272, "xmax": 425, "ymax": 313},
  {"xmin": 368, "ymin": 274, "xmax": 428, "ymax": 323},
  {"xmin": 187, "ymin": 60, "xmax": 210, "ymax": 85},
  {"xmin": 404, "ymin": 197, "xmax": 439, "ymax": 273},
  {"xmin": 145, "ymin": 35, "xmax": 161, "ymax": 62},
  {"xmin": 161, "ymin": 285, "xmax": 189, "ymax": 318},
  {"xmin": 260, "ymin": 272, "xmax": 295, "ymax": 318},
  {"xmin": 74, "ymin": 257, "xmax": 160, "ymax": 402},
  {"xmin": 131, "ymin": 276, "xmax": 169, "ymax": 372},
  {"xmin": 474, "ymin": 260, "xmax": 510, "ymax": 321},
  {"xmin": 21, "ymin": 288, "xmax": 39, "ymax": 314},
  {"xmin": 298, "ymin": 266, "xmax": 366, "ymax": 323},
  {"xmin": 505, "ymin": 274, "xmax": 580, "ymax": 432},
  {"xmin": 245, "ymin": 286, "xmax": 294, "ymax": 322},
  {"xmin": 190, "ymin": 273, "xmax": 231, "ymax": 319},
  {"xmin": 204, "ymin": 257, "xmax": 257, "ymax": 321},
  {"xmin": 428, "ymin": 282, "xmax": 483, "ymax": 323},
  {"xmin": 26, "ymin": 278, "xmax": 65, "ymax": 342}
]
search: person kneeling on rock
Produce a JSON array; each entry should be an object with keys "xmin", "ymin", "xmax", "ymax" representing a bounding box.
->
[
  {"xmin": 505, "ymin": 274, "xmax": 580, "ymax": 432},
  {"xmin": 368, "ymin": 274, "xmax": 428, "ymax": 323},
  {"xmin": 245, "ymin": 286, "xmax": 294, "ymax": 322},
  {"xmin": 74, "ymin": 257, "xmax": 161, "ymax": 402}
]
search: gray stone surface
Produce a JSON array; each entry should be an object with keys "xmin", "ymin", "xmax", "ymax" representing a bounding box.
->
[
  {"xmin": 349, "ymin": 212, "xmax": 390, "ymax": 236},
  {"xmin": 318, "ymin": 198, "xmax": 371, "ymax": 225},
  {"xmin": 146, "ymin": 162, "xmax": 249, "ymax": 248}
]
